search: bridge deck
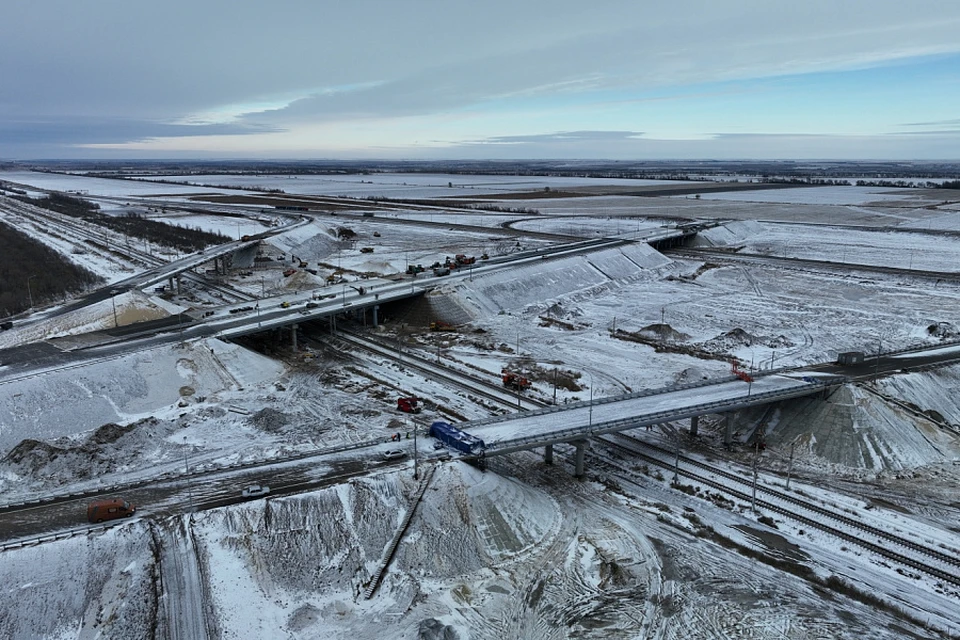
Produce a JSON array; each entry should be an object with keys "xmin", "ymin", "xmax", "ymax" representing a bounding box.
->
[{"xmin": 469, "ymin": 372, "xmax": 840, "ymax": 455}]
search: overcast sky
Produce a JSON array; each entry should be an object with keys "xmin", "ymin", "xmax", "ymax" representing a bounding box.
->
[{"xmin": 2, "ymin": 1, "xmax": 959, "ymax": 160}]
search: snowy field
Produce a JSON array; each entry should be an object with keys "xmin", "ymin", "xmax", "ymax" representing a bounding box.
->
[
  {"xmin": 0, "ymin": 171, "xmax": 959, "ymax": 638},
  {"xmin": 142, "ymin": 172, "xmax": 700, "ymax": 199}
]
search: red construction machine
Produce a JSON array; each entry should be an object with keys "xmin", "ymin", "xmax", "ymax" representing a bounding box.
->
[{"xmin": 397, "ymin": 397, "xmax": 422, "ymax": 413}]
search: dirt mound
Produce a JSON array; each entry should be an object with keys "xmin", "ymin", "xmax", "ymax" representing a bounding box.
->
[
  {"xmin": 928, "ymin": 321, "xmax": 960, "ymax": 340},
  {"xmin": 0, "ymin": 417, "xmax": 169, "ymax": 485},
  {"xmin": 251, "ymin": 408, "xmax": 289, "ymax": 433},
  {"xmin": 637, "ymin": 323, "xmax": 690, "ymax": 342},
  {"xmin": 89, "ymin": 422, "xmax": 136, "ymax": 445},
  {"xmin": 2, "ymin": 439, "xmax": 65, "ymax": 465},
  {"xmin": 698, "ymin": 327, "xmax": 795, "ymax": 355}
]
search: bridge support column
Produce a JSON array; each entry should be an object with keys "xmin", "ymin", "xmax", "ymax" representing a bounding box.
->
[
  {"xmin": 167, "ymin": 276, "xmax": 175, "ymax": 291},
  {"xmin": 291, "ymin": 323, "xmax": 298, "ymax": 350},
  {"xmin": 372, "ymin": 304, "xmax": 379, "ymax": 327},
  {"xmin": 175, "ymin": 275, "xmax": 182, "ymax": 295},
  {"xmin": 723, "ymin": 414, "xmax": 733, "ymax": 447},
  {"xmin": 689, "ymin": 415, "xmax": 699, "ymax": 437},
  {"xmin": 544, "ymin": 444, "xmax": 554, "ymax": 465},
  {"xmin": 574, "ymin": 441, "xmax": 587, "ymax": 478}
]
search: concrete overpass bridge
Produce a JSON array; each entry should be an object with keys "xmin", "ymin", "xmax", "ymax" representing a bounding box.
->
[{"xmin": 464, "ymin": 371, "xmax": 845, "ymax": 477}]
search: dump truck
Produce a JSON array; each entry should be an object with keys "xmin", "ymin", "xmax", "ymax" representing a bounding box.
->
[{"xmin": 430, "ymin": 321, "xmax": 456, "ymax": 332}]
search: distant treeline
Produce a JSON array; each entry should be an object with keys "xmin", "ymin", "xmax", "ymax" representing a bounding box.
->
[
  {"xmin": 15, "ymin": 193, "xmax": 230, "ymax": 252},
  {"xmin": 0, "ymin": 222, "xmax": 103, "ymax": 316},
  {"xmin": 854, "ymin": 179, "xmax": 960, "ymax": 189}
]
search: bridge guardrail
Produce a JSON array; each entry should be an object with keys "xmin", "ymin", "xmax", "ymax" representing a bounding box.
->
[
  {"xmin": 0, "ymin": 436, "xmax": 385, "ymax": 514},
  {"xmin": 483, "ymin": 377, "xmax": 844, "ymax": 454}
]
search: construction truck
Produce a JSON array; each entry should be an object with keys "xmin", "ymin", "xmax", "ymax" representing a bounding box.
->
[
  {"xmin": 406, "ymin": 264, "xmax": 425, "ymax": 275},
  {"xmin": 502, "ymin": 371, "xmax": 531, "ymax": 391},
  {"xmin": 397, "ymin": 397, "xmax": 421, "ymax": 413},
  {"xmin": 455, "ymin": 254, "xmax": 476, "ymax": 265},
  {"xmin": 430, "ymin": 321, "xmax": 456, "ymax": 332}
]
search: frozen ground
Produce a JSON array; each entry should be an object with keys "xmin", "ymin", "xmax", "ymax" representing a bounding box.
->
[{"xmin": 0, "ymin": 173, "xmax": 958, "ymax": 638}]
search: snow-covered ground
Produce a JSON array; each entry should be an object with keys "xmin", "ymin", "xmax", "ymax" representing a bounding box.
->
[{"xmin": 0, "ymin": 172, "xmax": 959, "ymax": 638}]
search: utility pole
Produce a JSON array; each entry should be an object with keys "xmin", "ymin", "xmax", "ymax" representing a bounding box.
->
[
  {"xmin": 875, "ymin": 337, "xmax": 882, "ymax": 378},
  {"xmin": 413, "ymin": 420, "xmax": 419, "ymax": 480},
  {"xmin": 26, "ymin": 274, "xmax": 36, "ymax": 309},
  {"xmin": 111, "ymin": 295, "xmax": 119, "ymax": 328},
  {"xmin": 785, "ymin": 438, "xmax": 797, "ymax": 490},
  {"xmin": 673, "ymin": 428, "xmax": 680, "ymax": 484}
]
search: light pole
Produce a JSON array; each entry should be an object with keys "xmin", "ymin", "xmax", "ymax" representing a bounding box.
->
[
  {"xmin": 111, "ymin": 294, "xmax": 119, "ymax": 328},
  {"xmin": 26, "ymin": 275, "xmax": 36, "ymax": 309},
  {"xmin": 587, "ymin": 372, "xmax": 594, "ymax": 427},
  {"xmin": 184, "ymin": 436, "xmax": 195, "ymax": 512}
]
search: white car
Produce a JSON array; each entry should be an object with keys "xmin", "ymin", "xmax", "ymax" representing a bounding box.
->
[
  {"xmin": 382, "ymin": 449, "xmax": 406, "ymax": 460},
  {"xmin": 241, "ymin": 484, "xmax": 270, "ymax": 499}
]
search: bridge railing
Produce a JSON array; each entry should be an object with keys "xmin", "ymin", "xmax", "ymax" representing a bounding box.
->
[{"xmin": 483, "ymin": 377, "xmax": 844, "ymax": 455}]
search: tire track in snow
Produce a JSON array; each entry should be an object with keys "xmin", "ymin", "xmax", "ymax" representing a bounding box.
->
[{"xmin": 155, "ymin": 517, "xmax": 213, "ymax": 640}]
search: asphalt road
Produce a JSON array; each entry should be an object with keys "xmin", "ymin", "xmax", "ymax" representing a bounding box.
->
[{"xmin": 0, "ymin": 454, "xmax": 399, "ymax": 544}]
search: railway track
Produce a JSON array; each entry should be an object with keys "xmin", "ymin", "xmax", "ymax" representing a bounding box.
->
[
  {"xmin": 332, "ymin": 329, "xmax": 545, "ymax": 413},
  {"xmin": 598, "ymin": 432, "xmax": 960, "ymax": 588},
  {"xmin": 1, "ymin": 196, "xmax": 256, "ymax": 304}
]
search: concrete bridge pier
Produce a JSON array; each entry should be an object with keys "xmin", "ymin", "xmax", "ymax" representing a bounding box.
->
[
  {"xmin": 574, "ymin": 440, "xmax": 587, "ymax": 478},
  {"xmin": 689, "ymin": 415, "xmax": 699, "ymax": 437},
  {"xmin": 544, "ymin": 444, "xmax": 554, "ymax": 465},
  {"xmin": 372, "ymin": 304, "xmax": 379, "ymax": 327},
  {"xmin": 291, "ymin": 323, "xmax": 298, "ymax": 350},
  {"xmin": 723, "ymin": 414, "xmax": 733, "ymax": 447}
]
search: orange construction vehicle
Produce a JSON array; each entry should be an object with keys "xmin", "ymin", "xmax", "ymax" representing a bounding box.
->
[
  {"xmin": 502, "ymin": 371, "xmax": 531, "ymax": 391},
  {"xmin": 730, "ymin": 359, "xmax": 754, "ymax": 383},
  {"xmin": 430, "ymin": 321, "xmax": 456, "ymax": 332},
  {"xmin": 397, "ymin": 397, "xmax": 421, "ymax": 413}
]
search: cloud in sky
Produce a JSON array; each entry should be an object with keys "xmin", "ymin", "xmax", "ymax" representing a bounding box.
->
[{"xmin": 2, "ymin": 0, "xmax": 959, "ymax": 159}]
